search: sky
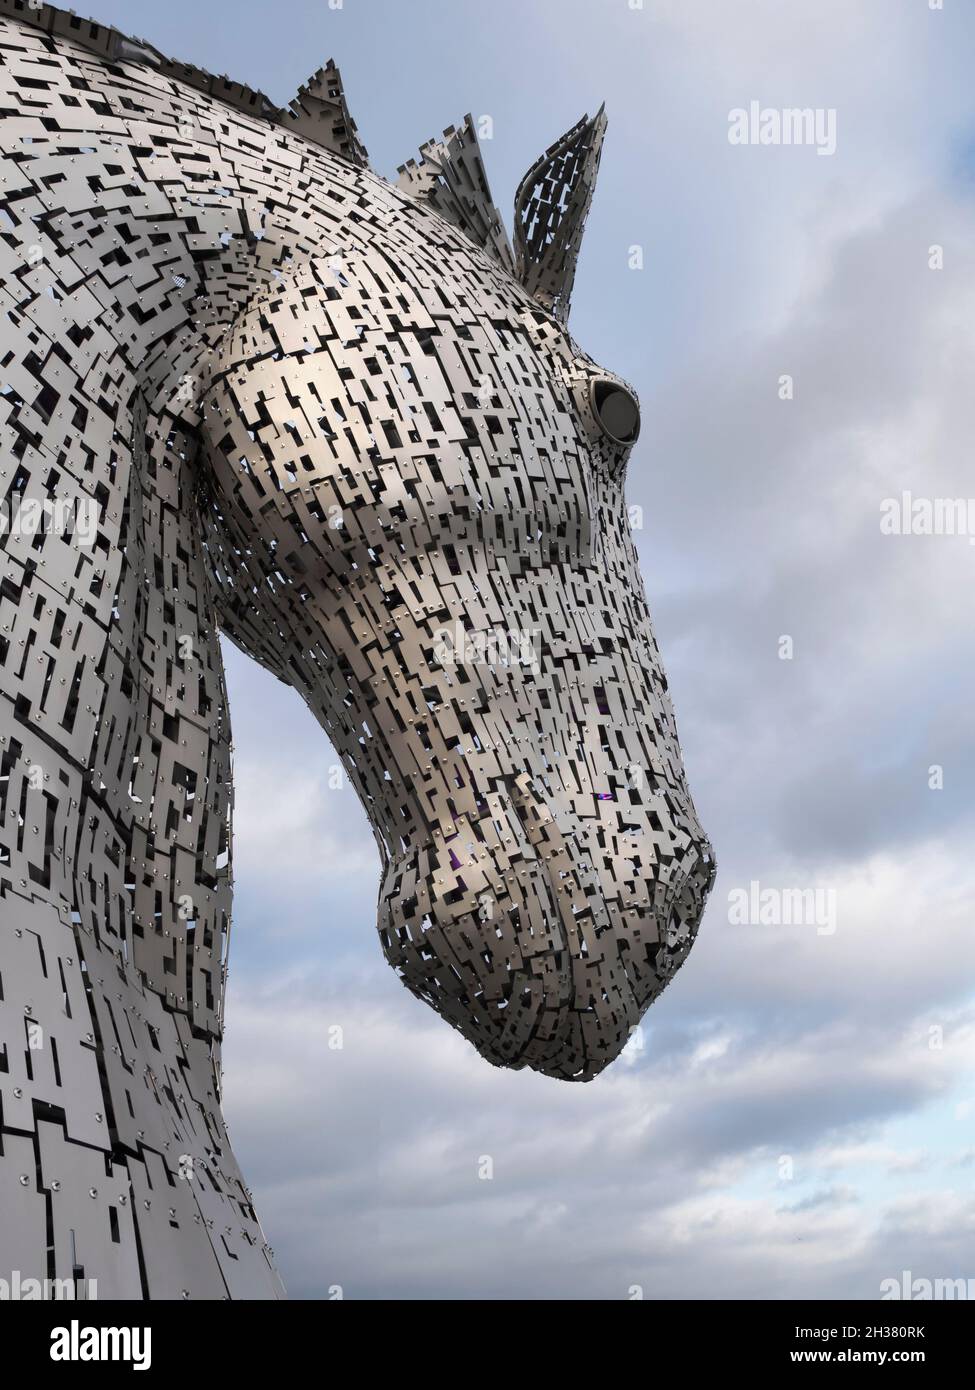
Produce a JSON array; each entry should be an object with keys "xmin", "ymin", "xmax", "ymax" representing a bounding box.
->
[{"xmin": 96, "ymin": 0, "xmax": 974, "ymax": 1298}]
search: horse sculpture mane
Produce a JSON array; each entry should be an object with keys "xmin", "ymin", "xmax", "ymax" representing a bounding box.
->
[{"xmin": 0, "ymin": 1, "xmax": 714, "ymax": 1299}]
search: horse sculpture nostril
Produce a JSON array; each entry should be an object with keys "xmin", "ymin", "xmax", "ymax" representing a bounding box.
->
[{"xmin": 658, "ymin": 845, "xmax": 717, "ymax": 981}]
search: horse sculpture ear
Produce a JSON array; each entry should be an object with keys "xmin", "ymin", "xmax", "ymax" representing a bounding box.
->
[
  {"xmin": 396, "ymin": 115, "xmax": 516, "ymax": 273},
  {"xmin": 283, "ymin": 59, "xmax": 369, "ymax": 167},
  {"xmin": 513, "ymin": 106, "xmax": 607, "ymax": 323}
]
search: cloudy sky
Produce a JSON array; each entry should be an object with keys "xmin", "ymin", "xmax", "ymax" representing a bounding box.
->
[{"xmin": 107, "ymin": 0, "xmax": 974, "ymax": 1297}]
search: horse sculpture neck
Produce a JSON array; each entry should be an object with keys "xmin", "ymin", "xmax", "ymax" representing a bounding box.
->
[{"xmin": 0, "ymin": 11, "xmax": 335, "ymax": 1297}]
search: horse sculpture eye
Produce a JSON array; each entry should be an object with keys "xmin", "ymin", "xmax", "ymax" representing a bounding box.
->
[{"xmin": 591, "ymin": 378, "xmax": 640, "ymax": 445}]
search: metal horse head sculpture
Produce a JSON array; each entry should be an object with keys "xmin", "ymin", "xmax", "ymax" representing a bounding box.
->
[{"xmin": 0, "ymin": 4, "xmax": 713, "ymax": 1298}]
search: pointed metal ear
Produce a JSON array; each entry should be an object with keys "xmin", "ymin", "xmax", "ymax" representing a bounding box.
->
[
  {"xmin": 513, "ymin": 106, "xmax": 607, "ymax": 322},
  {"xmin": 396, "ymin": 115, "xmax": 515, "ymax": 273},
  {"xmin": 283, "ymin": 60, "xmax": 369, "ymax": 167}
]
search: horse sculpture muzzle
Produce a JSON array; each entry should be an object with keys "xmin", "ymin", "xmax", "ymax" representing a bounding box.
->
[{"xmin": 379, "ymin": 772, "xmax": 714, "ymax": 1082}]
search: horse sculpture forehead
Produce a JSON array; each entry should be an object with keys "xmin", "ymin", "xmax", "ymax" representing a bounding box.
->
[
  {"xmin": 234, "ymin": 143, "xmax": 608, "ymax": 418},
  {"xmin": 220, "ymin": 239, "xmax": 601, "ymax": 472}
]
